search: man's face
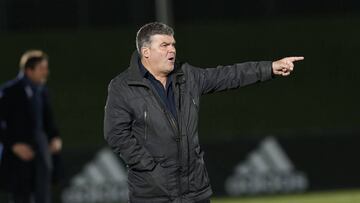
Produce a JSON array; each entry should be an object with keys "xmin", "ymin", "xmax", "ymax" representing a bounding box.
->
[
  {"xmin": 26, "ymin": 59, "xmax": 49, "ymax": 85},
  {"xmin": 143, "ymin": 34, "xmax": 176, "ymax": 75}
]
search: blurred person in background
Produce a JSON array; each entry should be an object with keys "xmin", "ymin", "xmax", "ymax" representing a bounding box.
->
[
  {"xmin": 0, "ymin": 50, "xmax": 62, "ymax": 203},
  {"xmin": 104, "ymin": 22, "xmax": 303, "ymax": 203}
]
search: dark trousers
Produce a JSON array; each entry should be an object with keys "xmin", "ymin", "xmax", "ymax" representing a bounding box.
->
[
  {"xmin": 9, "ymin": 192, "xmax": 33, "ymax": 203},
  {"xmin": 34, "ymin": 157, "xmax": 51, "ymax": 203},
  {"xmin": 8, "ymin": 156, "xmax": 52, "ymax": 203}
]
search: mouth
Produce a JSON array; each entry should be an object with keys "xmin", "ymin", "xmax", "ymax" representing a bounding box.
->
[{"xmin": 168, "ymin": 56, "xmax": 175, "ymax": 63}]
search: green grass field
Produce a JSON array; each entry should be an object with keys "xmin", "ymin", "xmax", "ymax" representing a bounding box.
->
[{"xmin": 211, "ymin": 190, "xmax": 360, "ymax": 203}]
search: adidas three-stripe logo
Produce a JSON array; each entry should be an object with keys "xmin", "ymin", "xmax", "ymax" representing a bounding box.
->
[
  {"xmin": 62, "ymin": 148, "xmax": 129, "ymax": 203},
  {"xmin": 225, "ymin": 136, "xmax": 309, "ymax": 196}
]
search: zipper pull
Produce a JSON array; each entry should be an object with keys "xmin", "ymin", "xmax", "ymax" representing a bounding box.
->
[{"xmin": 144, "ymin": 110, "xmax": 148, "ymax": 141}]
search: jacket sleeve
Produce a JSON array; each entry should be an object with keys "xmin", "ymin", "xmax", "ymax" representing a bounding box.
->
[
  {"xmin": 187, "ymin": 61, "xmax": 273, "ymax": 95},
  {"xmin": 0, "ymin": 85, "xmax": 33, "ymax": 146},
  {"xmin": 104, "ymin": 80, "xmax": 156, "ymax": 171}
]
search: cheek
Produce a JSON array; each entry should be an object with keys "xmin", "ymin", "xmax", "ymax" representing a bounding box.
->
[
  {"xmin": 153, "ymin": 55, "xmax": 164, "ymax": 63},
  {"xmin": 42, "ymin": 70, "xmax": 49, "ymax": 76},
  {"xmin": 35, "ymin": 73, "xmax": 45, "ymax": 80}
]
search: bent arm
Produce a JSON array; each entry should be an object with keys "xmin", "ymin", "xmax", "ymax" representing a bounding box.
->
[{"xmin": 104, "ymin": 81, "xmax": 155, "ymax": 171}]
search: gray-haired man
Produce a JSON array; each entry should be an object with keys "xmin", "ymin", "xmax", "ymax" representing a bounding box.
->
[{"xmin": 104, "ymin": 22, "xmax": 303, "ymax": 203}]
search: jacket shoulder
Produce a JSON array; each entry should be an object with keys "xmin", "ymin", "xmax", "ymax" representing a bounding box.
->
[
  {"xmin": 180, "ymin": 62, "xmax": 202, "ymax": 73},
  {"xmin": 179, "ymin": 62, "xmax": 204, "ymax": 80},
  {"xmin": 0, "ymin": 78, "xmax": 23, "ymax": 98},
  {"xmin": 107, "ymin": 68, "xmax": 131, "ymax": 91}
]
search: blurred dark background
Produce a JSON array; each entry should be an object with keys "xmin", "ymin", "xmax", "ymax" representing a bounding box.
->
[
  {"xmin": 1, "ymin": 0, "xmax": 359, "ymax": 148},
  {"xmin": 0, "ymin": 0, "xmax": 360, "ymax": 201}
]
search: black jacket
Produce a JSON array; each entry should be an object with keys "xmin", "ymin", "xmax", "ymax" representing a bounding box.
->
[
  {"xmin": 0, "ymin": 76, "xmax": 59, "ymax": 192},
  {"xmin": 104, "ymin": 51, "xmax": 273, "ymax": 203}
]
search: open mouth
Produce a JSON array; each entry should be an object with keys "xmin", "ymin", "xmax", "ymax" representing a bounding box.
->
[{"xmin": 168, "ymin": 56, "xmax": 175, "ymax": 62}]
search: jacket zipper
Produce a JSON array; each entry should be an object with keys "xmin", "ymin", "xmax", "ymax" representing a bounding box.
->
[
  {"xmin": 166, "ymin": 111, "xmax": 179, "ymax": 133},
  {"xmin": 144, "ymin": 110, "xmax": 148, "ymax": 141},
  {"xmin": 175, "ymin": 81, "xmax": 183, "ymax": 199},
  {"xmin": 192, "ymin": 98, "xmax": 198, "ymax": 110},
  {"xmin": 134, "ymin": 79, "xmax": 183, "ymax": 198}
]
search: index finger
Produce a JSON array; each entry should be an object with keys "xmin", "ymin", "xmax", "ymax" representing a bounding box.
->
[{"xmin": 287, "ymin": 56, "xmax": 304, "ymax": 62}]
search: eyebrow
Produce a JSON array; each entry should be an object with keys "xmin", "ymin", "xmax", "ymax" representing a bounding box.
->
[{"xmin": 161, "ymin": 42, "xmax": 176, "ymax": 45}]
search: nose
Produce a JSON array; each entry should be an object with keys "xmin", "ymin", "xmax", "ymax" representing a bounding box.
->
[{"xmin": 169, "ymin": 44, "xmax": 176, "ymax": 53}]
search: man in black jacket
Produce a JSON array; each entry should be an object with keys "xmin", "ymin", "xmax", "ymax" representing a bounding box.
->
[
  {"xmin": 104, "ymin": 22, "xmax": 303, "ymax": 203},
  {"xmin": 0, "ymin": 50, "xmax": 62, "ymax": 203}
]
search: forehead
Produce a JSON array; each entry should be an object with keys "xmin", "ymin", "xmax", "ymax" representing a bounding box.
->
[
  {"xmin": 37, "ymin": 59, "xmax": 48, "ymax": 65},
  {"xmin": 33, "ymin": 59, "xmax": 48, "ymax": 69},
  {"xmin": 150, "ymin": 34, "xmax": 175, "ymax": 44}
]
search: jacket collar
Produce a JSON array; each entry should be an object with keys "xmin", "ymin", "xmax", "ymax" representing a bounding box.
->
[{"xmin": 128, "ymin": 51, "xmax": 145, "ymax": 83}]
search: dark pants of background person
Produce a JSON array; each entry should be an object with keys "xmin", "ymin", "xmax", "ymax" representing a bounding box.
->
[{"xmin": 8, "ymin": 154, "xmax": 52, "ymax": 203}]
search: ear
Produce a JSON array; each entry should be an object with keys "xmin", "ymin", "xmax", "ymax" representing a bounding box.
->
[{"xmin": 141, "ymin": 46, "xmax": 150, "ymax": 58}]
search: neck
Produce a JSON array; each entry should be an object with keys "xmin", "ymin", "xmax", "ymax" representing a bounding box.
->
[{"xmin": 141, "ymin": 58, "xmax": 168, "ymax": 87}]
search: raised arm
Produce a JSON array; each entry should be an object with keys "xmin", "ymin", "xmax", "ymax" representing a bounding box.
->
[
  {"xmin": 188, "ymin": 61, "xmax": 271, "ymax": 95},
  {"xmin": 187, "ymin": 56, "xmax": 304, "ymax": 95}
]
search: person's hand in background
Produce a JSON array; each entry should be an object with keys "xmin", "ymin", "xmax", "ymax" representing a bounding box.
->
[
  {"xmin": 12, "ymin": 143, "xmax": 34, "ymax": 161},
  {"xmin": 49, "ymin": 137, "xmax": 62, "ymax": 154}
]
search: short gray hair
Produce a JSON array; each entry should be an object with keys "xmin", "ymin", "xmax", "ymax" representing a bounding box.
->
[{"xmin": 136, "ymin": 22, "xmax": 174, "ymax": 56}]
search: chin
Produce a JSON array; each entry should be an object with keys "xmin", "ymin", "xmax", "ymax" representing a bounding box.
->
[{"xmin": 168, "ymin": 65, "xmax": 175, "ymax": 71}]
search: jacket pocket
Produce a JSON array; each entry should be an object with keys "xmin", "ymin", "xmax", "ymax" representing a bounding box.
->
[
  {"xmin": 190, "ymin": 92, "xmax": 199, "ymax": 112},
  {"xmin": 190, "ymin": 147, "xmax": 210, "ymax": 191},
  {"xmin": 128, "ymin": 163, "xmax": 169, "ymax": 197},
  {"xmin": 128, "ymin": 158, "xmax": 179, "ymax": 197},
  {"xmin": 160, "ymin": 159, "xmax": 179, "ymax": 195}
]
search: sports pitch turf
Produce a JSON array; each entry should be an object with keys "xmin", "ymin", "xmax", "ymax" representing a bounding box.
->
[{"xmin": 211, "ymin": 190, "xmax": 360, "ymax": 203}]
